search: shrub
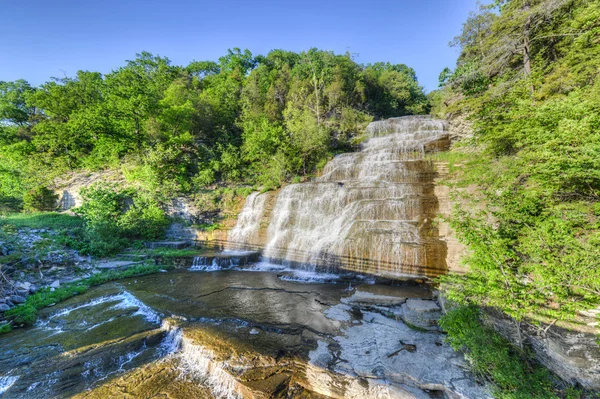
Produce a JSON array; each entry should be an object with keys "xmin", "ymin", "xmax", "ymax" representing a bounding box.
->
[
  {"xmin": 23, "ymin": 186, "xmax": 58, "ymax": 212},
  {"xmin": 75, "ymin": 184, "xmax": 169, "ymax": 256}
]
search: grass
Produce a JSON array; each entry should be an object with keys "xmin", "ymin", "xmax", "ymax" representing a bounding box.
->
[
  {"xmin": 0, "ymin": 323, "xmax": 12, "ymax": 334},
  {"xmin": 3, "ymin": 263, "xmax": 172, "ymax": 330},
  {"xmin": 0, "ymin": 212, "xmax": 84, "ymax": 230}
]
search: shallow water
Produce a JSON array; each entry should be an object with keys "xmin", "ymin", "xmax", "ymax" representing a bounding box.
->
[{"xmin": 0, "ymin": 265, "xmax": 486, "ymax": 399}]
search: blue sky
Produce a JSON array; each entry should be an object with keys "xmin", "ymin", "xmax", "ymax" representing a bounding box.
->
[{"xmin": 0, "ymin": 0, "xmax": 477, "ymax": 92}]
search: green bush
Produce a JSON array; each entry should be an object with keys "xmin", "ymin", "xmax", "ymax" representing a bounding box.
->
[
  {"xmin": 23, "ymin": 186, "xmax": 58, "ymax": 212},
  {"xmin": 75, "ymin": 184, "xmax": 169, "ymax": 256}
]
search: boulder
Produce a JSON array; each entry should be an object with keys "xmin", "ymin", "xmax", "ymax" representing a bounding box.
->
[
  {"xmin": 0, "ymin": 303, "xmax": 10, "ymax": 312},
  {"xmin": 15, "ymin": 281, "xmax": 31, "ymax": 291},
  {"xmin": 401, "ymin": 299, "xmax": 442, "ymax": 331},
  {"xmin": 50, "ymin": 280, "xmax": 61, "ymax": 289},
  {"xmin": 10, "ymin": 295, "xmax": 27, "ymax": 304}
]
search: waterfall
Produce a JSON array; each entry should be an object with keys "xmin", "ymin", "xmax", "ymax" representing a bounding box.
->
[
  {"xmin": 177, "ymin": 337, "xmax": 245, "ymax": 399},
  {"xmin": 230, "ymin": 116, "xmax": 450, "ymax": 278},
  {"xmin": 227, "ymin": 191, "xmax": 269, "ymax": 250}
]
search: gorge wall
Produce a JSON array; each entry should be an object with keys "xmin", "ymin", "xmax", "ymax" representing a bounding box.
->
[{"xmin": 226, "ymin": 115, "xmax": 462, "ymax": 279}]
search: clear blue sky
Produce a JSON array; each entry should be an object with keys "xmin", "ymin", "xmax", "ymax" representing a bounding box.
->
[{"xmin": 0, "ymin": 0, "xmax": 477, "ymax": 92}]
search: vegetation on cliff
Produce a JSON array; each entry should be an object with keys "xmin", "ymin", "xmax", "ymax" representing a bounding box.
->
[{"xmin": 433, "ymin": 0, "xmax": 599, "ymax": 396}]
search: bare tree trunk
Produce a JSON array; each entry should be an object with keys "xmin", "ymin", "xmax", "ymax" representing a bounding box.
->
[{"xmin": 523, "ymin": 3, "xmax": 534, "ymax": 95}]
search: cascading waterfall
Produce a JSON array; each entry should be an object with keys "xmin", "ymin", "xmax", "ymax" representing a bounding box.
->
[
  {"xmin": 229, "ymin": 116, "xmax": 450, "ymax": 278},
  {"xmin": 177, "ymin": 337, "xmax": 245, "ymax": 399},
  {"xmin": 227, "ymin": 192, "xmax": 269, "ymax": 250}
]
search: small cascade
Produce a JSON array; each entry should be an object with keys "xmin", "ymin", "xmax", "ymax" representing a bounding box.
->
[
  {"xmin": 227, "ymin": 192, "xmax": 269, "ymax": 250},
  {"xmin": 178, "ymin": 337, "xmax": 245, "ymax": 399},
  {"xmin": 189, "ymin": 251, "xmax": 260, "ymax": 271},
  {"xmin": 229, "ymin": 115, "xmax": 451, "ymax": 279},
  {"xmin": 0, "ymin": 376, "xmax": 19, "ymax": 395}
]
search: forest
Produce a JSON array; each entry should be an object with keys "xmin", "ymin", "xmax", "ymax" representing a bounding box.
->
[{"xmin": 0, "ymin": 48, "xmax": 428, "ymax": 208}]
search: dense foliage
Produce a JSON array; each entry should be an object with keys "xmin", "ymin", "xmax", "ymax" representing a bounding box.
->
[
  {"xmin": 0, "ymin": 49, "xmax": 428, "ymax": 208},
  {"xmin": 431, "ymin": 0, "xmax": 599, "ymax": 395},
  {"xmin": 433, "ymin": 0, "xmax": 600, "ymax": 325},
  {"xmin": 73, "ymin": 184, "xmax": 169, "ymax": 256}
]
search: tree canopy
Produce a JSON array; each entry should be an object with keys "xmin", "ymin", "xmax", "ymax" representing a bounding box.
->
[{"xmin": 0, "ymin": 48, "xmax": 428, "ymax": 206}]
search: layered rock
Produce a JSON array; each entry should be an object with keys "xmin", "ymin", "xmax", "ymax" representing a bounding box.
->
[{"xmin": 227, "ymin": 116, "xmax": 453, "ymax": 279}]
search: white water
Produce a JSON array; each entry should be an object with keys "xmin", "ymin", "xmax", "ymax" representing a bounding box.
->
[
  {"xmin": 177, "ymin": 337, "xmax": 245, "ymax": 399},
  {"xmin": 0, "ymin": 376, "xmax": 19, "ymax": 395},
  {"xmin": 227, "ymin": 192, "xmax": 269, "ymax": 250}
]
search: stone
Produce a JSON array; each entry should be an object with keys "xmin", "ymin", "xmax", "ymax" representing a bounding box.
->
[
  {"xmin": 341, "ymin": 289, "xmax": 407, "ymax": 307},
  {"xmin": 50, "ymin": 280, "xmax": 61, "ymax": 289},
  {"xmin": 15, "ymin": 281, "xmax": 31, "ymax": 291},
  {"xmin": 10, "ymin": 295, "xmax": 27, "ymax": 304},
  {"xmin": 145, "ymin": 241, "xmax": 192, "ymax": 249},
  {"xmin": 0, "ymin": 303, "xmax": 10, "ymax": 312},
  {"xmin": 308, "ymin": 311, "xmax": 490, "ymax": 398},
  {"xmin": 96, "ymin": 260, "xmax": 141, "ymax": 269},
  {"xmin": 29, "ymin": 285, "xmax": 38, "ymax": 294},
  {"xmin": 401, "ymin": 299, "xmax": 442, "ymax": 330},
  {"xmin": 484, "ymin": 309, "xmax": 600, "ymax": 390}
]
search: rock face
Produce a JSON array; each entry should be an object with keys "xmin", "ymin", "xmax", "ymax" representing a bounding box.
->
[{"xmin": 484, "ymin": 310, "xmax": 600, "ymax": 390}]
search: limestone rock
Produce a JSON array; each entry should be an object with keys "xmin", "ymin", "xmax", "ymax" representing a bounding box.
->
[
  {"xmin": 50, "ymin": 280, "xmax": 61, "ymax": 289},
  {"xmin": 96, "ymin": 260, "xmax": 140, "ymax": 269},
  {"xmin": 342, "ymin": 289, "xmax": 407, "ymax": 307},
  {"xmin": 401, "ymin": 299, "xmax": 442, "ymax": 330},
  {"xmin": 10, "ymin": 295, "xmax": 26, "ymax": 304},
  {"xmin": 145, "ymin": 241, "xmax": 192, "ymax": 249}
]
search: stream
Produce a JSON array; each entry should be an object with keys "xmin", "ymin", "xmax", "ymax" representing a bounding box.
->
[{"xmin": 0, "ymin": 259, "xmax": 488, "ymax": 399}]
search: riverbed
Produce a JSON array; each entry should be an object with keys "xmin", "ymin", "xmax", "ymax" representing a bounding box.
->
[{"xmin": 0, "ymin": 262, "xmax": 488, "ymax": 398}]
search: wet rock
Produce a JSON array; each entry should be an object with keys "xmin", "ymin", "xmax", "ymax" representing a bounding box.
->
[
  {"xmin": 96, "ymin": 260, "xmax": 141, "ymax": 269},
  {"xmin": 342, "ymin": 289, "xmax": 407, "ymax": 307},
  {"xmin": 145, "ymin": 241, "xmax": 192, "ymax": 249},
  {"xmin": 401, "ymin": 299, "xmax": 442, "ymax": 330},
  {"xmin": 50, "ymin": 280, "xmax": 61, "ymax": 289},
  {"xmin": 10, "ymin": 295, "xmax": 27, "ymax": 304}
]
